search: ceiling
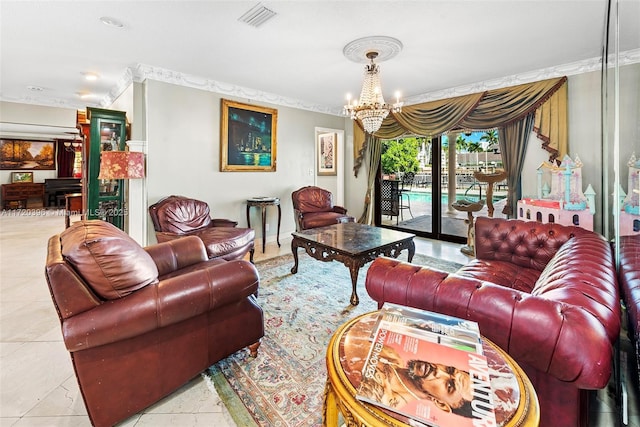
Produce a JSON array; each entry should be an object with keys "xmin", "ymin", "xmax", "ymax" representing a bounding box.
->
[{"xmin": 1, "ymin": 1, "xmax": 639, "ymax": 115}]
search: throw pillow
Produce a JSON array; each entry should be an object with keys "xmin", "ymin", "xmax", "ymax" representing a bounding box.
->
[{"xmin": 61, "ymin": 220, "xmax": 159, "ymax": 299}]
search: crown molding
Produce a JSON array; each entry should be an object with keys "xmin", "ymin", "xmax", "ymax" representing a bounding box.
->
[
  {"xmin": 4, "ymin": 49, "xmax": 637, "ymax": 114},
  {"xmin": 404, "ymin": 49, "xmax": 640, "ymax": 105},
  {"xmin": 122, "ymin": 64, "xmax": 337, "ymax": 115}
]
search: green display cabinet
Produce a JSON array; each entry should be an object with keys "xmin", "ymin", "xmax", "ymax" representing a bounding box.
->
[{"xmin": 85, "ymin": 108, "xmax": 127, "ymax": 230}]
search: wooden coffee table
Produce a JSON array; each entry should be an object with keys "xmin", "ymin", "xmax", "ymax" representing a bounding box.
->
[
  {"xmin": 324, "ymin": 312, "xmax": 540, "ymax": 426},
  {"xmin": 291, "ymin": 223, "xmax": 415, "ymax": 305}
]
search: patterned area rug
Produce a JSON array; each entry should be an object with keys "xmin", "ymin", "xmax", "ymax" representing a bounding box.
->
[{"xmin": 203, "ymin": 252, "xmax": 463, "ymax": 427}]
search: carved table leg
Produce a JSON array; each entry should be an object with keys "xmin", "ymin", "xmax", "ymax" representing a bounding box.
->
[
  {"xmin": 347, "ymin": 262, "xmax": 361, "ymax": 306},
  {"xmin": 407, "ymin": 239, "xmax": 416, "ymax": 262},
  {"xmin": 276, "ymin": 204, "xmax": 281, "ymax": 247},
  {"xmin": 291, "ymin": 238, "xmax": 300, "ymax": 274},
  {"xmin": 260, "ymin": 205, "xmax": 267, "ymax": 253},
  {"xmin": 323, "ymin": 380, "xmax": 339, "ymax": 427}
]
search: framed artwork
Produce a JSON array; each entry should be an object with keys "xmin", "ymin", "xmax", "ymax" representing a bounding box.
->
[
  {"xmin": 317, "ymin": 132, "xmax": 337, "ymax": 176},
  {"xmin": 0, "ymin": 139, "xmax": 55, "ymax": 170},
  {"xmin": 220, "ymin": 99, "xmax": 277, "ymax": 172},
  {"xmin": 11, "ymin": 171, "xmax": 34, "ymax": 183}
]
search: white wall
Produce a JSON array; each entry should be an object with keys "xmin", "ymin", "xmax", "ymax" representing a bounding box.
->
[{"xmin": 143, "ymin": 79, "xmax": 345, "ymax": 244}]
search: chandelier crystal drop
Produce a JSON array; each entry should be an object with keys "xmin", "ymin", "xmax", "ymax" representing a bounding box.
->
[{"xmin": 343, "ymin": 51, "xmax": 403, "ymax": 134}]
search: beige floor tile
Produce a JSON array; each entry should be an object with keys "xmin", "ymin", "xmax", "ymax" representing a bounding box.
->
[
  {"xmin": 25, "ymin": 376, "xmax": 87, "ymax": 418},
  {"xmin": 9, "ymin": 416, "xmax": 92, "ymax": 426},
  {"xmin": 1, "ymin": 341, "xmax": 74, "ymax": 417},
  {"xmin": 0, "ymin": 302, "xmax": 60, "ymax": 342}
]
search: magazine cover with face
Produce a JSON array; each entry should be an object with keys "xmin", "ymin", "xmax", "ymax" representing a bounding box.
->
[{"xmin": 357, "ymin": 321, "xmax": 497, "ymax": 427}]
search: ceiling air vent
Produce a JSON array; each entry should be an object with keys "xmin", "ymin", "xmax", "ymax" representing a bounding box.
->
[{"xmin": 238, "ymin": 3, "xmax": 277, "ymax": 28}]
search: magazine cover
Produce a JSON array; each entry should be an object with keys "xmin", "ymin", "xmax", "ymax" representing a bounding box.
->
[
  {"xmin": 374, "ymin": 303, "xmax": 483, "ymax": 353},
  {"xmin": 357, "ymin": 322, "xmax": 497, "ymax": 427}
]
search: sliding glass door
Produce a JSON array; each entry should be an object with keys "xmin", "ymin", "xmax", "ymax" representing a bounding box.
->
[{"xmin": 378, "ymin": 132, "xmax": 508, "ymax": 244}]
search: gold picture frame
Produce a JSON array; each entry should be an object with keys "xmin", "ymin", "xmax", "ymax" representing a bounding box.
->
[
  {"xmin": 220, "ymin": 99, "xmax": 277, "ymax": 172},
  {"xmin": 317, "ymin": 132, "xmax": 337, "ymax": 176},
  {"xmin": 11, "ymin": 171, "xmax": 34, "ymax": 183}
]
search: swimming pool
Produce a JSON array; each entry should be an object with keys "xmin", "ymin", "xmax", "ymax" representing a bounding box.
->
[{"xmin": 405, "ymin": 191, "xmax": 505, "ymax": 204}]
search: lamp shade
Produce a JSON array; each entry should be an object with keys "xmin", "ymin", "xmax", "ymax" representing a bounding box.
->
[{"xmin": 98, "ymin": 151, "xmax": 145, "ymax": 179}]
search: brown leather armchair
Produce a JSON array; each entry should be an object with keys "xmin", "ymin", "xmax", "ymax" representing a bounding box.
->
[
  {"xmin": 291, "ymin": 186, "xmax": 354, "ymax": 231},
  {"xmin": 45, "ymin": 220, "xmax": 263, "ymax": 427},
  {"xmin": 149, "ymin": 195, "xmax": 255, "ymax": 262}
]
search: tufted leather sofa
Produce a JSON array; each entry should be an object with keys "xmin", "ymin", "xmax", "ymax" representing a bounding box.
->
[
  {"xmin": 291, "ymin": 186, "xmax": 354, "ymax": 231},
  {"xmin": 45, "ymin": 220, "xmax": 264, "ymax": 427},
  {"xmin": 149, "ymin": 195, "xmax": 255, "ymax": 262},
  {"xmin": 619, "ymin": 234, "xmax": 640, "ymax": 384},
  {"xmin": 365, "ymin": 217, "xmax": 620, "ymax": 427}
]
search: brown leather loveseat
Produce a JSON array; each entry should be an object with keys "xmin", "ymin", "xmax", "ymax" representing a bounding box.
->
[
  {"xmin": 149, "ymin": 195, "xmax": 255, "ymax": 262},
  {"xmin": 45, "ymin": 220, "xmax": 264, "ymax": 427},
  {"xmin": 291, "ymin": 186, "xmax": 354, "ymax": 231},
  {"xmin": 365, "ymin": 217, "xmax": 620, "ymax": 427}
]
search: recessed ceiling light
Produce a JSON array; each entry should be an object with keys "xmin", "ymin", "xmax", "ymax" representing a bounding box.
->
[
  {"xmin": 27, "ymin": 85, "xmax": 44, "ymax": 92},
  {"xmin": 78, "ymin": 92, "xmax": 95, "ymax": 99},
  {"xmin": 83, "ymin": 72, "xmax": 99, "ymax": 81},
  {"xmin": 100, "ymin": 16, "xmax": 124, "ymax": 28}
]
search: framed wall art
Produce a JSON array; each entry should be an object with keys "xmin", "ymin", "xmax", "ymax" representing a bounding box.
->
[
  {"xmin": 0, "ymin": 139, "xmax": 55, "ymax": 170},
  {"xmin": 317, "ymin": 132, "xmax": 337, "ymax": 176},
  {"xmin": 220, "ymin": 99, "xmax": 277, "ymax": 172},
  {"xmin": 11, "ymin": 171, "xmax": 34, "ymax": 183}
]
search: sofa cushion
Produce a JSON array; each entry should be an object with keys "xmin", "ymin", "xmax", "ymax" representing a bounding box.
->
[
  {"xmin": 456, "ymin": 259, "xmax": 540, "ymax": 293},
  {"xmin": 61, "ymin": 220, "xmax": 159, "ymax": 300},
  {"xmin": 300, "ymin": 212, "xmax": 353, "ymax": 229},
  {"xmin": 186, "ymin": 226, "xmax": 255, "ymax": 259}
]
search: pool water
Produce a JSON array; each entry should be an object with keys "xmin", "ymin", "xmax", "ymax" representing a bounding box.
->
[{"xmin": 406, "ymin": 192, "xmax": 505, "ymax": 204}]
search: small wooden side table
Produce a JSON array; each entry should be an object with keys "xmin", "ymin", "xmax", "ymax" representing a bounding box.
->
[
  {"xmin": 246, "ymin": 197, "xmax": 281, "ymax": 253},
  {"xmin": 324, "ymin": 312, "xmax": 540, "ymax": 427}
]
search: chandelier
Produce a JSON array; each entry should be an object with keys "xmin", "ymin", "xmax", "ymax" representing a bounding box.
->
[{"xmin": 343, "ymin": 51, "xmax": 403, "ymax": 134}]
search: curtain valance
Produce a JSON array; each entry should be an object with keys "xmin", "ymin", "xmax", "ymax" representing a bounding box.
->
[{"xmin": 353, "ymin": 76, "xmax": 568, "ymax": 175}]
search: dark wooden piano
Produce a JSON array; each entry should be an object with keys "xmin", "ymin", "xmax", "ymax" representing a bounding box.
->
[{"xmin": 44, "ymin": 178, "xmax": 82, "ymax": 207}]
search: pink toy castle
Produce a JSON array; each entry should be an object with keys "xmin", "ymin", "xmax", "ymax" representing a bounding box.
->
[
  {"xmin": 620, "ymin": 153, "xmax": 640, "ymax": 236},
  {"xmin": 517, "ymin": 155, "xmax": 595, "ymax": 231}
]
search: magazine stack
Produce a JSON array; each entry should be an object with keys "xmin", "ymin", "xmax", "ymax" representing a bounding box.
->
[{"xmin": 357, "ymin": 303, "xmax": 497, "ymax": 427}]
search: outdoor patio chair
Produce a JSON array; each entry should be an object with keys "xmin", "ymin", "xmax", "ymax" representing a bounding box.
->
[{"xmin": 398, "ymin": 172, "xmax": 414, "ymax": 220}]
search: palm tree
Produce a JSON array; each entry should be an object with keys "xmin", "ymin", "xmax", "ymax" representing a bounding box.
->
[
  {"xmin": 480, "ymin": 130, "xmax": 499, "ymax": 169},
  {"xmin": 467, "ymin": 141, "xmax": 483, "ymax": 170},
  {"xmin": 480, "ymin": 130, "xmax": 499, "ymax": 151}
]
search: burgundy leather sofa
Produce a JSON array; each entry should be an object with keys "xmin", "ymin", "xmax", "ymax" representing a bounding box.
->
[
  {"xmin": 365, "ymin": 217, "xmax": 620, "ymax": 427},
  {"xmin": 149, "ymin": 195, "xmax": 255, "ymax": 262},
  {"xmin": 45, "ymin": 220, "xmax": 264, "ymax": 427},
  {"xmin": 291, "ymin": 186, "xmax": 354, "ymax": 231},
  {"xmin": 619, "ymin": 234, "xmax": 640, "ymax": 383}
]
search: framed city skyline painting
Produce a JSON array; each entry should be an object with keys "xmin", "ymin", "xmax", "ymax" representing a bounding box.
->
[{"xmin": 220, "ymin": 99, "xmax": 277, "ymax": 172}]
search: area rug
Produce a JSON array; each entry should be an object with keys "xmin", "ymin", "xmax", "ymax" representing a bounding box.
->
[{"xmin": 203, "ymin": 252, "xmax": 463, "ymax": 427}]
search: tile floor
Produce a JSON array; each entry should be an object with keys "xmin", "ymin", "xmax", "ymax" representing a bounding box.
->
[{"xmin": 0, "ymin": 210, "xmax": 636, "ymax": 426}]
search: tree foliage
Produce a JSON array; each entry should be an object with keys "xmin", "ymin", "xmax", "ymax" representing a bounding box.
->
[{"xmin": 381, "ymin": 137, "xmax": 420, "ymax": 174}]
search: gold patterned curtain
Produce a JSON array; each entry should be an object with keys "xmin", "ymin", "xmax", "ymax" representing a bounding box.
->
[{"xmin": 353, "ymin": 76, "xmax": 568, "ymax": 176}]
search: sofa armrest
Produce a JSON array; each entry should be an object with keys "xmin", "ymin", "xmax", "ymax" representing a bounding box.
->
[
  {"xmin": 365, "ymin": 257, "xmax": 614, "ymax": 389},
  {"xmin": 145, "ymin": 235, "xmax": 208, "ymax": 276},
  {"xmin": 332, "ymin": 206, "xmax": 348, "ymax": 215},
  {"xmin": 61, "ymin": 259, "xmax": 259, "ymax": 352},
  {"xmin": 211, "ymin": 218, "xmax": 238, "ymax": 227}
]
